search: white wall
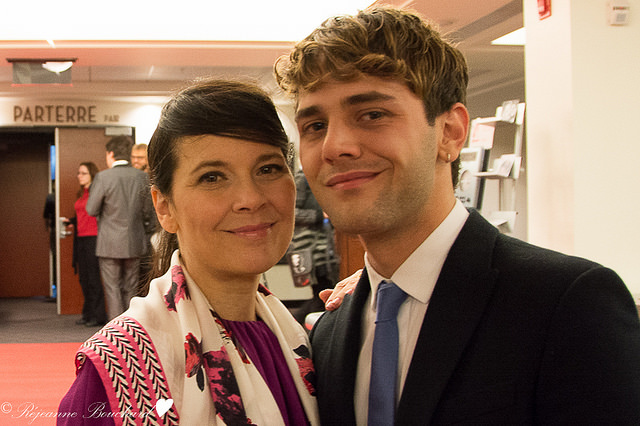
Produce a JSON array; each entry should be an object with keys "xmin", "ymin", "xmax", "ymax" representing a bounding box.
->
[{"xmin": 525, "ymin": 0, "xmax": 640, "ymax": 293}]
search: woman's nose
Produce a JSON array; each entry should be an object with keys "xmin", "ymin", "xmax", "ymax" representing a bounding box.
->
[{"xmin": 231, "ymin": 179, "xmax": 267, "ymax": 212}]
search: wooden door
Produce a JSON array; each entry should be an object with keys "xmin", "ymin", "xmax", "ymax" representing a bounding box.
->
[
  {"xmin": 56, "ymin": 128, "xmax": 110, "ymax": 314},
  {"xmin": 0, "ymin": 131, "xmax": 51, "ymax": 297},
  {"xmin": 335, "ymin": 231, "xmax": 365, "ymax": 280}
]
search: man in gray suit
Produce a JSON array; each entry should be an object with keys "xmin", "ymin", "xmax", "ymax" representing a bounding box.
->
[{"xmin": 86, "ymin": 135, "xmax": 152, "ymax": 321}]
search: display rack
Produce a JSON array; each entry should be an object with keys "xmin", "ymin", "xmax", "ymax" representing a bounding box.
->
[{"xmin": 455, "ymin": 100, "xmax": 526, "ymax": 234}]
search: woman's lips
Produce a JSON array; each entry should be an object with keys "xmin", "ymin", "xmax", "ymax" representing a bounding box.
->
[{"xmin": 227, "ymin": 223, "xmax": 274, "ymax": 238}]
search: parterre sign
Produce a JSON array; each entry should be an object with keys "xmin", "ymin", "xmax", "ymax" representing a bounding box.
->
[{"xmin": 12, "ymin": 104, "xmax": 102, "ymax": 124}]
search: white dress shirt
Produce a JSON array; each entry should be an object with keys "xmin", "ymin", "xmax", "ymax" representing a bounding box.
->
[
  {"xmin": 112, "ymin": 160, "xmax": 129, "ymax": 167},
  {"xmin": 354, "ymin": 200, "xmax": 469, "ymax": 425}
]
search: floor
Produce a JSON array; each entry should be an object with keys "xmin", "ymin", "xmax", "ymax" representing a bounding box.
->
[
  {"xmin": 0, "ymin": 295, "xmax": 317, "ymax": 345},
  {"xmin": 0, "ymin": 296, "xmax": 102, "ymax": 344}
]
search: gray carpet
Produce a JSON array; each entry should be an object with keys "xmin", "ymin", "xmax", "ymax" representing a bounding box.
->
[{"xmin": 0, "ymin": 297, "xmax": 102, "ymax": 344}]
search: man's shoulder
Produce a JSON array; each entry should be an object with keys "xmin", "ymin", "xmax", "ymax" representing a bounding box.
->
[
  {"xmin": 311, "ymin": 285, "xmax": 361, "ymax": 344},
  {"xmin": 107, "ymin": 165, "xmax": 148, "ymax": 180},
  {"xmin": 494, "ymin": 231, "xmax": 600, "ymax": 272},
  {"xmin": 463, "ymin": 211, "xmax": 600, "ymax": 272}
]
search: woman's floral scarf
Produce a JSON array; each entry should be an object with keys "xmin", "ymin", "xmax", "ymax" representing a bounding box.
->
[{"xmin": 76, "ymin": 250, "xmax": 319, "ymax": 425}]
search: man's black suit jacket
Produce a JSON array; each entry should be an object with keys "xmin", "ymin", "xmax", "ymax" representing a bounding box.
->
[{"xmin": 310, "ymin": 210, "xmax": 640, "ymax": 424}]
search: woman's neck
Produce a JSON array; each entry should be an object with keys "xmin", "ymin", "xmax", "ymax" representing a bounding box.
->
[
  {"xmin": 178, "ymin": 251, "xmax": 261, "ymax": 321},
  {"xmin": 204, "ymin": 281, "xmax": 258, "ymax": 322},
  {"xmin": 188, "ymin": 268, "xmax": 259, "ymax": 322}
]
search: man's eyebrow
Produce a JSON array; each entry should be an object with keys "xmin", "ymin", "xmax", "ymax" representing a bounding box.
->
[
  {"xmin": 344, "ymin": 91, "xmax": 395, "ymax": 105},
  {"xmin": 295, "ymin": 105, "xmax": 321, "ymax": 122},
  {"xmin": 295, "ymin": 91, "xmax": 396, "ymax": 122}
]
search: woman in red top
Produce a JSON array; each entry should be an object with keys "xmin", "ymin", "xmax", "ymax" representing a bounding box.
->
[{"xmin": 71, "ymin": 162, "xmax": 106, "ymax": 327}]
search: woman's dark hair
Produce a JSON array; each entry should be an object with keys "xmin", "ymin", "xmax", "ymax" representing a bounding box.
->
[
  {"xmin": 76, "ymin": 161, "xmax": 99, "ymax": 199},
  {"xmin": 141, "ymin": 78, "xmax": 292, "ymax": 293}
]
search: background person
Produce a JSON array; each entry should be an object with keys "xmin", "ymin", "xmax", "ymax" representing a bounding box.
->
[
  {"xmin": 275, "ymin": 6, "xmax": 640, "ymax": 424},
  {"xmin": 58, "ymin": 78, "xmax": 319, "ymax": 425},
  {"xmin": 86, "ymin": 135, "xmax": 153, "ymax": 320},
  {"xmin": 130, "ymin": 143, "xmax": 148, "ymax": 172},
  {"xmin": 65, "ymin": 162, "xmax": 106, "ymax": 327},
  {"xmin": 131, "ymin": 142, "xmax": 157, "ymax": 293}
]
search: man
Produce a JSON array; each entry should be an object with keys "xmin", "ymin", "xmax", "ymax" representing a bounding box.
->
[
  {"xmin": 131, "ymin": 143, "xmax": 148, "ymax": 172},
  {"xmin": 275, "ymin": 6, "xmax": 640, "ymax": 424},
  {"xmin": 130, "ymin": 142, "xmax": 156, "ymax": 288},
  {"xmin": 86, "ymin": 136, "xmax": 153, "ymax": 320}
]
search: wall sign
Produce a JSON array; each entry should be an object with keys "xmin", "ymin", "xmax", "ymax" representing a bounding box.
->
[
  {"xmin": 13, "ymin": 104, "xmax": 98, "ymax": 124},
  {"xmin": 1, "ymin": 99, "xmax": 165, "ymax": 145}
]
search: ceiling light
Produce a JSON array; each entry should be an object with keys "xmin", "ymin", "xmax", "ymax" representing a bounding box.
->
[
  {"xmin": 7, "ymin": 58, "xmax": 76, "ymax": 85},
  {"xmin": 491, "ymin": 27, "xmax": 526, "ymax": 46},
  {"xmin": 42, "ymin": 61, "xmax": 73, "ymax": 73}
]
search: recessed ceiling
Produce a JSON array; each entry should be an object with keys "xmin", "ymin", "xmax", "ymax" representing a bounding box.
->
[
  {"xmin": 1, "ymin": 0, "xmax": 372, "ymax": 42},
  {"xmin": 0, "ymin": 0, "xmax": 524, "ymax": 106}
]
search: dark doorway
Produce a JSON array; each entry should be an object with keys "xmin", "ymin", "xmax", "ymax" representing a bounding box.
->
[{"xmin": 0, "ymin": 129, "xmax": 53, "ymax": 297}]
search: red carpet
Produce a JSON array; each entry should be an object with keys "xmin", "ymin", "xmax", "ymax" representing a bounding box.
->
[{"xmin": 0, "ymin": 343, "xmax": 81, "ymax": 425}]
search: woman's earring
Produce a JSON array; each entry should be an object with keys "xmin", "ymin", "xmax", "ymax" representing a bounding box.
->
[{"xmin": 447, "ymin": 153, "xmax": 451, "ymax": 163}]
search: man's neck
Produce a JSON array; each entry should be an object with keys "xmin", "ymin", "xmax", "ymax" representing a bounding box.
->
[{"xmin": 361, "ymin": 197, "xmax": 457, "ymax": 278}]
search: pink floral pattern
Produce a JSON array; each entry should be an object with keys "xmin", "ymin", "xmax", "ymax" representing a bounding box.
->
[
  {"xmin": 203, "ymin": 349, "xmax": 255, "ymax": 425},
  {"xmin": 294, "ymin": 345, "xmax": 317, "ymax": 397},
  {"xmin": 184, "ymin": 332, "xmax": 206, "ymax": 391},
  {"xmin": 184, "ymin": 332, "xmax": 254, "ymax": 423},
  {"xmin": 165, "ymin": 266, "xmax": 190, "ymax": 311}
]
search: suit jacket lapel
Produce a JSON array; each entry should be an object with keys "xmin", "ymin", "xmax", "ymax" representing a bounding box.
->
[
  {"xmin": 312, "ymin": 269, "xmax": 371, "ymax": 423},
  {"xmin": 397, "ymin": 211, "xmax": 500, "ymax": 424}
]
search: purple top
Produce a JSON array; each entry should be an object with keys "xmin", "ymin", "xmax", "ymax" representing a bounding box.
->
[
  {"xmin": 58, "ymin": 319, "xmax": 308, "ymax": 425},
  {"xmin": 57, "ymin": 360, "xmax": 114, "ymax": 425},
  {"xmin": 220, "ymin": 318, "xmax": 309, "ymax": 426}
]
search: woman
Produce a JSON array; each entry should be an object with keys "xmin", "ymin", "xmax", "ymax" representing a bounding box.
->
[
  {"xmin": 58, "ymin": 79, "xmax": 319, "ymax": 425},
  {"xmin": 68, "ymin": 162, "xmax": 106, "ymax": 327}
]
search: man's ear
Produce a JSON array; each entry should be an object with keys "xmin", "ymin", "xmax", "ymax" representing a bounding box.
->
[
  {"xmin": 439, "ymin": 102, "xmax": 470, "ymax": 162},
  {"xmin": 105, "ymin": 151, "xmax": 115, "ymax": 168},
  {"xmin": 151, "ymin": 186, "xmax": 178, "ymax": 234}
]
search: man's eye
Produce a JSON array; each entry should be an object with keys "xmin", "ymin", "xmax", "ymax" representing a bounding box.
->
[
  {"xmin": 303, "ymin": 121, "xmax": 326, "ymax": 133},
  {"xmin": 363, "ymin": 110, "xmax": 385, "ymax": 121}
]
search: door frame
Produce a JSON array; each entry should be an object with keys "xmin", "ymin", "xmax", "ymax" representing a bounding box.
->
[{"xmin": 54, "ymin": 126, "xmax": 135, "ymax": 314}]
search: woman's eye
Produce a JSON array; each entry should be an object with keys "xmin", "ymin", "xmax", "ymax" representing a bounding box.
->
[
  {"xmin": 259, "ymin": 164, "xmax": 285, "ymax": 175},
  {"xmin": 199, "ymin": 172, "xmax": 223, "ymax": 183}
]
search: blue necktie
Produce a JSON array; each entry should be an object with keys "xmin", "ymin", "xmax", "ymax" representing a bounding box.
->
[{"xmin": 368, "ymin": 280, "xmax": 407, "ymax": 426}]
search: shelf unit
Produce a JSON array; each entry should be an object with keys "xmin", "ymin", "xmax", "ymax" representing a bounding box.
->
[{"xmin": 456, "ymin": 101, "xmax": 526, "ymax": 234}]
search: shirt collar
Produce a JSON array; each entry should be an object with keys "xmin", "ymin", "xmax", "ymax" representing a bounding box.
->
[
  {"xmin": 112, "ymin": 160, "xmax": 129, "ymax": 167},
  {"xmin": 365, "ymin": 199, "xmax": 469, "ymax": 307}
]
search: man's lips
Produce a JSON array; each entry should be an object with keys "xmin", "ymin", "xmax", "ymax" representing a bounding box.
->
[{"xmin": 325, "ymin": 171, "xmax": 378, "ymax": 190}]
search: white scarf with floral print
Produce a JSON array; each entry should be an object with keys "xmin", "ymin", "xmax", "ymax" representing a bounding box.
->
[{"xmin": 77, "ymin": 250, "xmax": 319, "ymax": 425}]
